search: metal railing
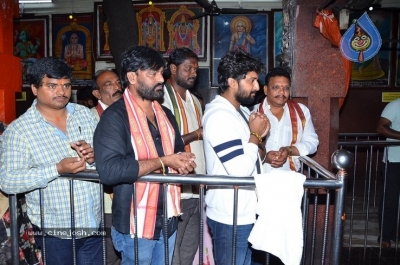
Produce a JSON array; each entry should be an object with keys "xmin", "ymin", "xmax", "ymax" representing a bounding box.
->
[
  {"xmin": 339, "ymin": 133, "xmax": 400, "ymax": 264},
  {"xmin": 6, "ymin": 154, "xmax": 348, "ymax": 265}
]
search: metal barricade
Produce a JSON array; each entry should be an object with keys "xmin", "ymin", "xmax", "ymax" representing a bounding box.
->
[
  {"xmin": 6, "ymin": 153, "xmax": 348, "ymax": 265},
  {"xmin": 339, "ymin": 133, "xmax": 400, "ymax": 264}
]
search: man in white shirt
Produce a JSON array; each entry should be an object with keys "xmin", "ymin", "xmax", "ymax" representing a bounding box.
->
[
  {"xmin": 202, "ymin": 49, "xmax": 270, "ymax": 265},
  {"xmin": 253, "ymin": 67, "xmax": 319, "ymax": 172},
  {"xmin": 91, "ymin": 69, "xmax": 123, "ymax": 119},
  {"xmin": 91, "ymin": 69, "xmax": 123, "ymax": 265},
  {"xmin": 376, "ymin": 98, "xmax": 400, "ymax": 248},
  {"xmin": 162, "ymin": 47, "xmax": 205, "ymax": 265}
]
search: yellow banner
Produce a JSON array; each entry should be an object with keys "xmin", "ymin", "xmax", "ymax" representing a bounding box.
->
[{"xmin": 382, "ymin": 92, "xmax": 400, "ymax": 103}]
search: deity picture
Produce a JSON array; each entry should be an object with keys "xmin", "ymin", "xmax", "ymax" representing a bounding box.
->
[
  {"xmin": 13, "ymin": 17, "xmax": 48, "ymax": 86},
  {"xmin": 136, "ymin": 5, "xmax": 166, "ymax": 52},
  {"xmin": 63, "ymin": 32, "xmax": 88, "ymax": 71},
  {"xmin": 95, "ymin": 3, "xmax": 112, "ymax": 60},
  {"xmin": 142, "ymin": 15, "xmax": 161, "ymax": 49},
  {"xmin": 53, "ymin": 14, "xmax": 93, "ymax": 86},
  {"xmin": 171, "ymin": 15, "xmax": 199, "ymax": 53},
  {"xmin": 95, "ymin": 2, "xmax": 206, "ymax": 60},
  {"xmin": 228, "ymin": 16, "xmax": 255, "ymax": 53},
  {"xmin": 136, "ymin": 3, "xmax": 206, "ymax": 58},
  {"xmin": 166, "ymin": 5, "xmax": 201, "ymax": 56},
  {"xmin": 211, "ymin": 14, "xmax": 268, "ymax": 86}
]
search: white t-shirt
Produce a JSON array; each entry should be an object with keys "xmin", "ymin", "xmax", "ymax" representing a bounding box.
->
[{"xmin": 381, "ymin": 98, "xmax": 400, "ymax": 162}]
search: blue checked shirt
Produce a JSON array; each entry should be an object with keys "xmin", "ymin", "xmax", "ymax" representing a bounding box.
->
[{"xmin": 0, "ymin": 100, "xmax": 101, "ymax": 238}]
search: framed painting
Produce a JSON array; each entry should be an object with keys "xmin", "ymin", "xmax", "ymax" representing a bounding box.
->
[
  {"xmin": 94, "ymin": 3, "xmax": 112, "ymax": 61},
  {"xmin": 349, "ymin": 11, "xmax": 392, "ymax": 87},
  {"xmin": 52, "ymin": 13, "xmax": 94, "ymax": 86},
  {"xmin": 95, "ymin": 1, "xmax": 207, "ymax": 60},
  {"xmin": 396, "ymin": 13, "xmax": 400, "ymax": 87},
  {"xmin": 13, "ymin": 16, "xmax": 49, "ymax": 87},
  {"xmin": 211, "ymin": 13, "xmax": 268, "ymax": 86},
  {"xmin": 273, "ymin": 10, "xmax": 283, "ymax": 67},
  {"xmin": 135, "ymin": 2, "xmax": 207, "ymax": 59}
]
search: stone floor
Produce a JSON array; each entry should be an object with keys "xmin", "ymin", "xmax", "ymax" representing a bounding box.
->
[
  {"xmin": 343, "ymin": 198, "xmax": 380, "ymax": 248},
  {"xmin": 253, "ymin": 197, "xmax": 400, "ymax": 264},
  {"xmin": 341, "ymin": 247, "xmax": 400, "ymax": 265},
  {"xmin": 341, "ymin": 197, "xmax": 400, "ymax": 264}
]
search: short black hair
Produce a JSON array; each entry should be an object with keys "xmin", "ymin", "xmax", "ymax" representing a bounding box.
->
[
  {"xmin": 92, "ymin": 69, "xmax": 118, "ymax": 91},
  {"xmin": 265, "ymin": 67, "xmax": 291, "ymax": 86},
  {"xmin": 164, "ymin": 48, "xmax": 198, "ymax": 79},
  {"xmin": 120, "ymin": 46, "xmax": 165, "ymax": 88},
  {"xmin": 217, "ymin": 49, "xmax": 265, "ymax": 94},
  {"xmin": 26, "ymin": 57, "xmax": 72, "ymax": 88}
]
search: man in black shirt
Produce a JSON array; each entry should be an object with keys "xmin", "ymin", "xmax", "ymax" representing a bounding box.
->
[{"xmin": 94, "ymin": 46, "xmax": 197, "ymax": 265}]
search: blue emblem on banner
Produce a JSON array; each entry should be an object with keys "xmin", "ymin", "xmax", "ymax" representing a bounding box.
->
[{"xmin": 340, "ymin": 12, "xmax": 381, "ymax": 63}]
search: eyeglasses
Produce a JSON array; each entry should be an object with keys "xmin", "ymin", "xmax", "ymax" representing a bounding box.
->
[{"xmin": 40, "ymin": 83, "xmax": 72, "ymax": 90}]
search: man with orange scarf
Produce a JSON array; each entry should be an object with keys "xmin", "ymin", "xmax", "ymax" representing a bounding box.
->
[
  {"xmin": 162, "ymin": 47, "xmax": 205, "ymax": 265},
  {"xmin": 253, "ymin": 67, "xmax": 319, "ymax": 172},
  {"xmin": 94, "ymin": 46, "xmax": 197, "ymax": 265}
]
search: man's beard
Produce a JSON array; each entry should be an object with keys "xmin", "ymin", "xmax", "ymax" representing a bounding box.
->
[
  {"xmin": 176, "ymin": 73, "xmax": 196, "ymax": 90},
  {"xmin": 137, "ymin": 79, "xmax": 164, "ymax": 101},
  {"xmin": 235, "ymin": 84, "xmax": 255, "ymax": 105}
]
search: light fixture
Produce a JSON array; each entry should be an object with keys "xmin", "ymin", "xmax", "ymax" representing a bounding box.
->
[
  {"xmin": 69, "ymin": 0, "xmax": 74, "ymax": 20},
  {"xmin": 19, "ymin": 0, "xmax": 52, "ymax": 3},
  {"xmin": 368, "ymin": 4, "xmax": 381, "ymax": 11}
]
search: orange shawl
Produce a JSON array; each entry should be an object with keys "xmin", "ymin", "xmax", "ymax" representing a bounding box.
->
[{"xmin": 124, "ymin": 89, "xmax": 181, "ymax": 239}]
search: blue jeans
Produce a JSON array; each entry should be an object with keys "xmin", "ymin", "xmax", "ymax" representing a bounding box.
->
[
  {"xmin": 34, "ymin": 233, "xmax": 102, "ymax": 265},
  {"xmin": 207, "ymin": 217, "xmax": 253, "ymax": 265},
  {"xmin": 111, "ymin": 226, "xmax": 176, "ymax": 265}
]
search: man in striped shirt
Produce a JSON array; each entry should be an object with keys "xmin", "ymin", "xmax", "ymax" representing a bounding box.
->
[{"xmin": 0, "ymin": 57, "xmax": 102, "ymax": 265}]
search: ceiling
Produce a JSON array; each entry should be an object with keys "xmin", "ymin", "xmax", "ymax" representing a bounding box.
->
[
  {"xmin": 20, "ymin": 1, "xmax": 281, "ymax": 14},
  {"xmin": 18, "ymin": 0, "xmax": 400, "ymax": 15}
]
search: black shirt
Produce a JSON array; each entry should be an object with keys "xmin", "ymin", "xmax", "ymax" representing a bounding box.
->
[{"xmin": 93, "ymin": 97, "xmax": 184, "ymax": 237}]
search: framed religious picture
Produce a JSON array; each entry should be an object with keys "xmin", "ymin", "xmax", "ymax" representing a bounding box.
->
[
  {"xmin": 52, "ymin": 13, "xmax": 94, "ymax": 86},
  {"xmin": 211, "ymin": 13, "xmax": 268, "ymax": 86},
  {"xmin": 134, "ymin": 2, "xmax": 207, "ymax": 59},
  {"xmin": 13, "ymin": 16, "xmax": 49, "ymax": 87},
  {"xmin": 348, "ymin": 11, "xmax": 392, "ymax": 87},
  {"xmin": 273, "ymin": 10, "xmax": 283, "ymax": 67},
  {"xmin": 396, "ymin": 13, "xmax": 400, "ymax": 87},
  {"xmin": 94, "ymin": 2, "xmax": 207, "ymax": 60},
  {"xmin": 94, "ymin": 3, "xmax": 113, "ymax": 61}
]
